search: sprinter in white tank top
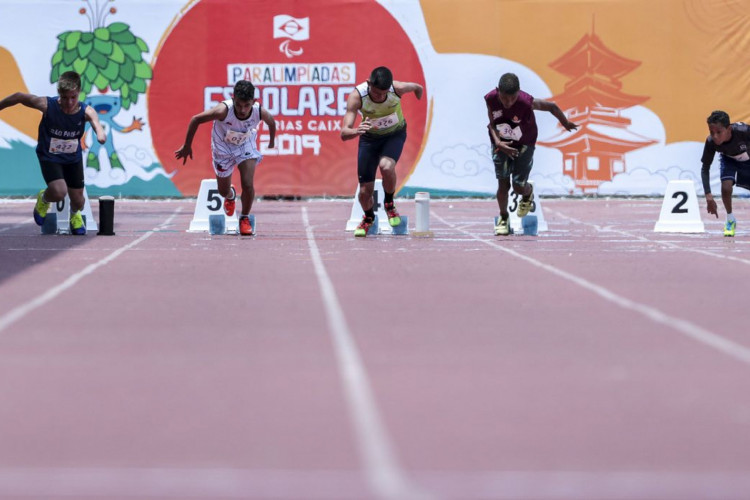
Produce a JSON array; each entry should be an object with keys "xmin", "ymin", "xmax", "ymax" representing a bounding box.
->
[{"xmin": 175, "ymin": 80, "xmax": 276, "ymax": 235}]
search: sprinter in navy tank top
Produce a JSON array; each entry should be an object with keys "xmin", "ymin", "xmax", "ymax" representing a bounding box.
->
[{"xmin": 0, "ymin": 71, "xmax": 106, "ymax": 234}]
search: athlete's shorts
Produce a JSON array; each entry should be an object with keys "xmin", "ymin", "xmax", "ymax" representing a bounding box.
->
[
  {"xmin": 212, "ymin": 148, "xmax": 262, "ymax": 178},
  {"xmin": 357, "ymin": 126, "xmax": 407, "ymax": 183},
  {"xmin": 493, "ymin": 144, "xmax": 534, "ymax": 187},
  {"xmin": 39, "ymin": 159, "xmax": 85, "ymax": 189},
  {"xmin": 719, "ymin": 155, "xmax": 750, "ymax": 191}
]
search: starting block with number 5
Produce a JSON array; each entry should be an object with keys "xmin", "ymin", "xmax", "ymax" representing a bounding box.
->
[{"xmin": 188, "ymin": 179, "xmax": 239, "ymax": 233}]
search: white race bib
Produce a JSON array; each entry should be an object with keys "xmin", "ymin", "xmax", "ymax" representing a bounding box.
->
[
  {"xmin": 370, "ymin": 112, "xmax": 399, "ymax": 130},
  {"xmin": 730, "ymin": 152, "xmax": 750, "ymax": 162},
  {"xmin": 49, "ymin": 137, "xmax": 78, "ymax": 154},
  {"xmin": 496, "ymin": 123, "xmax": 523, "ymax": 142},
  {"xmin": 224, "ymin": 129, "xmax": 251, "ymax": 146}
]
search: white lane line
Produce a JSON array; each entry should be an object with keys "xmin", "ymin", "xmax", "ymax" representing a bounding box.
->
[
  {"xmin": 0, "ymin": 209, "xmax": 181, "ymax": 334},
  {"xmin": 301, "ymin": 207, "xmax": 433, "ymax": 500},
  {"xmin": 547, "ymin": 207, "xmax": 750, "ymax": 266},
  {"xmin": 433, "ymin": 211, "xmax": 750, "ymax": 366},
  {"xmin": 0, "ymin": 220, "xmax": 32, "ymax": 233},
  {"xmin": 0, "ymin": 468, "xmax": 747, "ymax": 499}
]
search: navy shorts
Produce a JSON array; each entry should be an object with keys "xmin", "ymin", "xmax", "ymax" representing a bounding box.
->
[
  {"xmin": 719, "ymin": 155, "xmax": 750, "ymax": 190},
  {"xmin": 357, "ymin": 126, "xmax": 407, "ymax": 183},
  {"xmin": 493, "ymin": 144, "xmax": 535, "ymax": 187},
  {"xmin": 39, "ymin": 159, "xmax": 85, "ymax": 189}
]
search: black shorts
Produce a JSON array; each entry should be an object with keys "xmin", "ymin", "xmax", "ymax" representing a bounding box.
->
[
  {"xmin": 357, "ymin": 126, "xmax": 407, "ymax": 184},
  {"xmin": 493, "ymin": 144, "xmax": 534, "ymax": 187},
  {"xmin": 719, "ymin": 155, "xmax": 750, "ymax": 191},
  {"xmin": 39, "ymin": 159, "xmax": 85, "ymax": 189}
]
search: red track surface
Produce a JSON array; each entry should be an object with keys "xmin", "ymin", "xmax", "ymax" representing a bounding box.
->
[{"xmin": 1, "ymin": 198, "xmax": 749, "ymax": 499}]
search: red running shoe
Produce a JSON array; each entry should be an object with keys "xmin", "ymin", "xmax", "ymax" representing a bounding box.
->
[
  {"xmin": 239, "ymin": 215, "xmax": 253, "ymax": 235},
  {"xmin": 224, "ymin": 185, "xmax": 236, "ymax": 216}
]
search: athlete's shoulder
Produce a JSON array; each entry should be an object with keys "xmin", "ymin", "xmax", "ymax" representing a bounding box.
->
[{"xmin": 518, "ymin": 90, "xmax": 534, "ymax": 106}]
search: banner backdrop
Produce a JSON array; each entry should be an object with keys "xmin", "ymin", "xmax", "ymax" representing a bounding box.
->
[{"xmin": 1, "ymin": 0, "xmax": 748, "ymax": 197}]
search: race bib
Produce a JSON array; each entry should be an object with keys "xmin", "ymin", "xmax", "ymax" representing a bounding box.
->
[
  {"xmin": 224, "ymin": 129, "xmax": 251, "ymax": 146},
  {"xmin": 370, "ymin": 112, "xmax": 399, "ymax": 130},
  {"xmin": 730, "ymin": 152, "xmax": 750, "ymax": 162},
  {"xmin": 49, "ymin": 137, "xmax": 78, "ymax": 154},
  {"xmin": 496, "ymin": 123, "xmax": 523, "ymax": 142}
]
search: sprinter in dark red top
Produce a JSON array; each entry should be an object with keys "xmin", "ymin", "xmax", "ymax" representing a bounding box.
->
[{"xmin": 485, "ymin": 73, "xmax": 577, "ymax": 235}]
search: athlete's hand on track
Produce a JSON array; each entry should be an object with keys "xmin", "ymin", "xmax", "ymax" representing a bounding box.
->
[{"xmin": 706, "ymin": 197, "xmax": 718, "ymax": 218}]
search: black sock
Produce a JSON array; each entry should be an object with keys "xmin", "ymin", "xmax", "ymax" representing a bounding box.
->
[
  {"xmin": 365, "ymin": 209, "xmax": 375, "ymax": 220},
  {"xmin": 384, "ymin": 191, "xmax": 394, "ymax": 205}
]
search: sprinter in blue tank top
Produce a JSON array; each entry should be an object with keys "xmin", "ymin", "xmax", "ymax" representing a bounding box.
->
[{"xmin": 0, "ymin": 71, "xmax": 106, "ymax": 234}]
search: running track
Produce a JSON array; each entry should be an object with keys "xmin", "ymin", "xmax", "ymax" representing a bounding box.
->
[{"xmin": 0, "ymin": 198, "xmax": 749, "ymax": 499}]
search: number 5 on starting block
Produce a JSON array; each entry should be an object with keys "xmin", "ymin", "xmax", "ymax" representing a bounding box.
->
[{"xmin": 188, "ymin": 179, "xmax": 238, "ymax": 233}]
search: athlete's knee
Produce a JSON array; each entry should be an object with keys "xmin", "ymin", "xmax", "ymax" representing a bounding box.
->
[{"xmin": 46, "ymin": 185, "xmax": 67, "ymax": 201}]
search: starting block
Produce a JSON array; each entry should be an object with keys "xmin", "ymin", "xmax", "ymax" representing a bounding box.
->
[
  {"xmin": 40, "ymin": 189, "xmax": 97, "ymax": 235},
  {"xmin": 188, "ymin": 179, "xmax": 238, "ymax": 233},
  {"xmin": 209, "ymin": 213, "xmax": 255, "ymax": 235},
  {"xmin": 521, "ymin": 215, "xmax": 538, "ymax": 236},
  {"xmin": 41, "ymin": 212, "xmax": 89, "ymax": 235},
  {"xmin": 391, "ymin": 215, "xmax": 409, "ymax": 235},
  {"xmin": 367, "ymin": 215, "xmax": 380, "ymax": 235},
  {"xmin": 41, "ymin": 213, "xmax": 58, "ymax": 234}
]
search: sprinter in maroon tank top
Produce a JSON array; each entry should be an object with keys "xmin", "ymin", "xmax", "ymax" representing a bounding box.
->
[{"xmin": 485, "ymin": 73, "xmax": 578, "ymax": 236}]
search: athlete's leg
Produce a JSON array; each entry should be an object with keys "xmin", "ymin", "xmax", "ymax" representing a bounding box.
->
[
  {"xmin": 720, "ymin": 179, "xmax": 734, "ymax": 215},
  {"xmin": 497, "ymin": 178, "xmax": 511, "ymax": 218},
  {"xmin": 236, "ymin": 158, "xmax": 258, "ymax": 216},
  {"xmin": 379, "ymin": 156, "xmax": 397, "ymax": 194}
]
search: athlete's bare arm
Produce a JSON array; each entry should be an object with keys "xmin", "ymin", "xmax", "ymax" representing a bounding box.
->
[
  {"xmin": 340, "ymin": 90, "xmax": 370, "ymax": 141},
  {"xmin": 174, "ymin": 103, "xmax": 230, "ymax": 164},
  {"xmin": 260, "ymin": 107, "xmax": 276, "ymax": 149},
  {"xmin": 533, "ymin": 99, "xmax": 577, "ymax": 131},
  {"xmin": 0, "ymin": 92, "xmax": 47, "ymax": 113},
  {"xmin": 84, "ymin": 106, "xmax": 107, "ymax": 144},
  {"xmin": 393, "ymin": 81, "xmax": 423, "ymax": 100}
]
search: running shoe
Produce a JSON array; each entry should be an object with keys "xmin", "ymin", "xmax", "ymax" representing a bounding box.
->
[
  {"xmin": 494, "ymin": 217, "xmax": 510, "ymax": 236},
  {"xmin": 724, "ymin": 219, "xmax": 736, "ymax": 237},
  {"xmin": 517, "ymin": 185, "xmax": 534, "ymax": 217},
  {"xmin": 384, "ymin": 202, "xmax": 401, "ymax": 227},
  {"xmin": 69, "ymin": 210, "xmax": 86, "ymax": 235},
  {"xmin": 239, "ymin": 215, "xmax": 253, "ymax": 235},
  {"xmin": 33, "ymin": 189, "xmax": 49, "ymax": 226},
  {"xmin": 224, "ymin": 185, "xmax": 236, "ymax": 216},
  {"xmin": 354, "ymin": 215, "xmax": 374, "ymax": 237}
]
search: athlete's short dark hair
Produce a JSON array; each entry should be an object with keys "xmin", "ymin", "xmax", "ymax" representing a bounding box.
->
[
  {"xmin": 58, "ymin": 71, "xmax": 81, "ymax": 93},
  {"xmin": 369, "ymin": 66, "xmax": 393, "ymax": 90},
  {"xmin": 707, "ymin": 110, "xmax": 730, "ymax": 128},
  {"xmin": 497, "ymin": 73, "xmax": 520, "ymax": 95},
  {"xmin": 233, "ymin": 80, "xmax": 255, "ymax": 101}
]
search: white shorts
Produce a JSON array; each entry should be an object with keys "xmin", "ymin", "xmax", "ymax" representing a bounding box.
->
[{"xmin": 212, "ymin": 144, "xmax": 262, "ymax": 178}]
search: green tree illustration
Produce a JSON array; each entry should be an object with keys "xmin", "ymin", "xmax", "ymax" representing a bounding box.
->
[{"xmin": 50, "ymin": 21, "xmax": 152, "ymax": 108}]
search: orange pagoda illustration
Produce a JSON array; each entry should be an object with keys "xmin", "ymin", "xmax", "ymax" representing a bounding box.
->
[{"xmin": 539, "ymin": 27, "xmax": 657, "ymax": 193}]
